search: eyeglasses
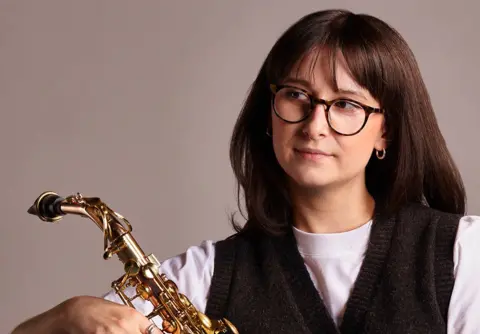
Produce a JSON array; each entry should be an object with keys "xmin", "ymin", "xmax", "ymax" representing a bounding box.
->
[{"xmin": 269, "ymin": 84, "xmax": 384, "ymax": 136}]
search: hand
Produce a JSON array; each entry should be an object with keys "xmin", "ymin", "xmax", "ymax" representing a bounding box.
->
[{"xmin": 12, "ymin": 295, "xmax": 160, "ymax": 334}]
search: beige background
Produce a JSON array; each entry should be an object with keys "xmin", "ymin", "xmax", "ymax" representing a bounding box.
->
[{"xmin": 1, "ymin": 1, "xmax": 479, "ymax": 332}]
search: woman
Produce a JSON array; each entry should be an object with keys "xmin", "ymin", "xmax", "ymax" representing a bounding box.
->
[{"xmin": 12, "ymin": 8, "xmax": 480, "ymax": 334}]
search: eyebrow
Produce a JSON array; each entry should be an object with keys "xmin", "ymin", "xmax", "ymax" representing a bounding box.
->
[
  {"xmin": 282, "ymin": 77, "xmax": 369, "ymax": 101},
  {"xmin": 335, "ymin": 88, "xmax": 368, "ymax": 101}
]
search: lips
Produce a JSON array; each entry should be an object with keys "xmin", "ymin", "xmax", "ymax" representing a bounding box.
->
[
  {"xmin": 294, "ymin": 148, "xmax": 333, "ymax": 162},
  {"xmin": 294, "ymin": 148, "xmax": 333, "ymax": 156}
]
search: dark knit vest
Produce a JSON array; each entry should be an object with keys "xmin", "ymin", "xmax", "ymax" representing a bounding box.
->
[{"xmin": 205, "ymin": 203, "xmax": 461, "ymax": 334}]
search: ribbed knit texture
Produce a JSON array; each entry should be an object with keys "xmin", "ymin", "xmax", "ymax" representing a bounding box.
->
[
  {"xmin": 204, "ymin": 236, "xmax": 236, "ymax": 318},
  {"xmin": 205, "ymin": 203, "xmax": 460, "ymax": 334}
]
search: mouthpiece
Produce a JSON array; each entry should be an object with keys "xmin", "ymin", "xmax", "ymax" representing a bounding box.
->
[
  {"xmin": 26, "ymin": 205, "xmax": 37, "ymax": 215},
  {"xmin": 28, "ymin": 191, "xmax": 65, "ymax": 222}
]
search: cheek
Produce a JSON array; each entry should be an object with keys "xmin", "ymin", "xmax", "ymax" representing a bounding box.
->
[
  {"xmin": 271, "ymin": 116, "xmax": 297, "ymax": 156},
  {"xmin": 338, "ymin": 138, "xmax": 374, "ymax": 167},
  {"xmin": 337, "ymin": 125, "xmax": 382, "ymax": 166}
]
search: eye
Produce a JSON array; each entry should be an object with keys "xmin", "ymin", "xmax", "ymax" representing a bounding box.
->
[
  {"xmin": 281, "ymin": 88, "xmax": 309, "ymax": 102},
  {"xmin": 333, "ymin": 100, "xmax": 363, "ymax": 110}
]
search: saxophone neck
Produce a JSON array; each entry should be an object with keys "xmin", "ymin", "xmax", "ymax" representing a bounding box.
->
[
  {"xmin": 65, "ymin": 194, "xmax": 131, "ymax": 236},
  {"xmin": 27, "ymin": 191, "xmax": 136, "ymax": 259}
]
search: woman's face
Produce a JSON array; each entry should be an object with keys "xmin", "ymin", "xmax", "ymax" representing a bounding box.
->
[{"xmin": 270, "ymin": 50, "xmax": 386, "ymax": 192}]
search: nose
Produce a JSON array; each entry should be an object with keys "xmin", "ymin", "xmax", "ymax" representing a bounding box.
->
[{"xmin": 301, "ymin": 104, "xmax": 330, "ymax": 139}]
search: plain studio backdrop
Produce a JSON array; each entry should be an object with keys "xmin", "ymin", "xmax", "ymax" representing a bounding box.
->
[{"xmin": 0, "ymin": 1, "xmax": 479, "ymax": 332}]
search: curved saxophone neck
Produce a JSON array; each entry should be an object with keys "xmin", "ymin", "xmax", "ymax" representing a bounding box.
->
[
  {"xmin": 28, "ymin": 191, "xmax": 134, "ymax": 259},
  {"xmin": 28, "ymin": 191, "xmax": 128, "ymax": 230},
  {"xmin": 62, "ymin": 194, "xmax": 106, "ymax": 228},
  {"xmin": 63, "ymin": 193, "xmax": 131, "ymax": 236}
]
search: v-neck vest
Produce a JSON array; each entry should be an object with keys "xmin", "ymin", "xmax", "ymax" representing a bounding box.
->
[{"xmin": 205, "ymin": 203, "xmax": 460, "ymax": 334}]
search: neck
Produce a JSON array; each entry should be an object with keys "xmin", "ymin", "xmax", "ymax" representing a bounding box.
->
[{"xmin": 290, "ymin": 179, "xmax": 375, "ymax": 234}]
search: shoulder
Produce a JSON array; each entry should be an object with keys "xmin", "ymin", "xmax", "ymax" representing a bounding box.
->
[
  {"xmin": 448, "ymin": 215, "xmax": 480, "ymax": 332},
  {"xmin": 159, "ymin": 240, "xmax": 217, "ymax": 311},
  {"xmin": 453, "ymin": 214, "xmax": 480, "ymax": 274},
  {"xmin": 160, "ymin": 239, "xmax": 217, "ymax": 280},
  {"xmin": 401, "ymin": 202, "xmax": 463, "ymax": 220},
  {"xmin": 103, "ymin": 239, "xmax": 218, "ymax": 314},
  {"xmin": 397, "ymin": 203, "xmax": 466, "ymax": 237}
]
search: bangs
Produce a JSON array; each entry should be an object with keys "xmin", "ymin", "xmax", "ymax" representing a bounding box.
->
[{"xmin": 265, "ymin": 13, "xmax": 393, "ymax": 106}]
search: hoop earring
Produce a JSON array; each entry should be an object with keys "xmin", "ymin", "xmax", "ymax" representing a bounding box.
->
[{"xmin": 376, "ymin": 148, "xmax": 386, "ymax": 160}]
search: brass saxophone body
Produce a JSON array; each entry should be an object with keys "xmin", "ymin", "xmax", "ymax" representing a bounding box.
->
[{"xmin": 27, "ymin": 191, "xmax": 239, "ymax": 334}]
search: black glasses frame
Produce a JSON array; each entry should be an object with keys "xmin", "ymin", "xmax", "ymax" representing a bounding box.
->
[{"xmin": 269, "ymin": 84, "xmax": 384, "ymax": 136}]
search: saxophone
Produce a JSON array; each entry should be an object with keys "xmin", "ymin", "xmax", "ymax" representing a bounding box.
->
[{"xmin": 27, "ymin": 191, "xmax": 239, "ymax": 334}]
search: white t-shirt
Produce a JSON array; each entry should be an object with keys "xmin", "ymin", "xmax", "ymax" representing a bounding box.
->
[{"xmin": 103, "ymin": 215, "xmax": 480, "ymax": 333}]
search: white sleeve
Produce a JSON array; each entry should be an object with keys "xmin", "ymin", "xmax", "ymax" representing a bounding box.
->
[
  {"xmin": 102, "ymin": 239, "xmax": 216, "ymax": 322},
  {"xmin": 448, "ymin": 215, "xmax": 480, "ymax": 333}
]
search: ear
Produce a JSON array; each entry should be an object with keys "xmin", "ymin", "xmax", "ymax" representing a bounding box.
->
[{"xmin": 374, "ymin": 119, "xmax": 388, "ymax": 151}]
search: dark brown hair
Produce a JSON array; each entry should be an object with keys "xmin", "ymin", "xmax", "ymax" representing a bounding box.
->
[{"xmin": 229, "ymin": 9, "xmax": 466, "ymax": 236}]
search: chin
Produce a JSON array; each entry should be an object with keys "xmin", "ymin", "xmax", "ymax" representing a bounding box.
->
[
  {"xmin": 287, "ymin": 169, "xmax": 336, "ymax": 189},
  {"xmin": 292, "ymin": 179, "xmax": 334, "ymax": 190}
]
